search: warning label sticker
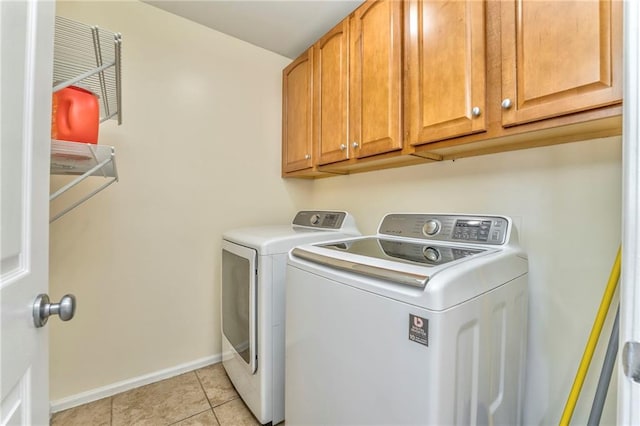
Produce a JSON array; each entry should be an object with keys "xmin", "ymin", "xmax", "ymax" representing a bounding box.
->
[{"xmin": 409, "ymin": 314, "xmax": 429, "ymax": 347}]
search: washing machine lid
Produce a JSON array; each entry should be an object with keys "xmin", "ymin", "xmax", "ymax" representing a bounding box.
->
[{"xmin": 291, "ymin": 236, "xmax": 494, "ymax": 288}]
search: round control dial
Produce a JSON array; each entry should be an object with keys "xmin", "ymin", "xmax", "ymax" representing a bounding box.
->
[
  {"xmin": 310, "ymin": 214, "xmax": 321, "ymax": 226},
  {"xmin": 422, "ymin": 219, "xmax": 441, "ymax": 236},
  {"xmin": 423, "ymin": 247, "xmax": 440, "ymax": 262}
]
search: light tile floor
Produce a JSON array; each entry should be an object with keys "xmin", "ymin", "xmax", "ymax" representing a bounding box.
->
[{"xmin": 50, "ymin": 363, "xmax": 260, "ymax": 426}]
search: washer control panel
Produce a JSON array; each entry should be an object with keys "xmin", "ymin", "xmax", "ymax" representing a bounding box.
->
[
  {"xmin": 293, "ymin": 211, "xmax": 346, "ymax": 229},
  {"xmin": 378, "ymin": 214, "xmax": 509, "ymax": 245}
]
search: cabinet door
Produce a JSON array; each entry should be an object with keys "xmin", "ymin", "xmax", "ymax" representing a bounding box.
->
[
  {"xmin": 500, "ymin": 0, "xmax": 622, "ymax": 127},
  {"xmin": 315, "ymin": 20, "xmax": 349, "ymax": 165},
  {"xmin": 405, "ymin": 0, "xmax": 486, "ymax": 146},
  {"xmin": 282, "ymin": 48, "xmax": 314, "ymax": 173},
  {"xmin": 350, "ymin": 0, "xmax": 402, "ymax": 159}
]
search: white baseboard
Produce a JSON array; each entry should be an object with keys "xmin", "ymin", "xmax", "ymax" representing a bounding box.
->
[{"xmin": 49, "ymin": 354, "xmax": 222, "ymax": 413}]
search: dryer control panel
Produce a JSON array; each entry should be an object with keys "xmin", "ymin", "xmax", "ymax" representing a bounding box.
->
[
  {"xmin": 378, "ymin": 214, "xmax": 509, "ymax": 245},
  {"xmin": 293, "ymin": 211, "xmax": 346, "ymax": 229}
]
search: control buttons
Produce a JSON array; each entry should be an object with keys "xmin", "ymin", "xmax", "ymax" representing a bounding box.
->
[
  {"xmin": 310, "ymin": 214, "xmax": 321, "ymax": 226},
  {"xmin": 478, "ymin": 221, "xmax": 491, "ymax": 241},
  {"xmin": 423, "ymin": 247, "xmax": 440, "ymax": 262},
  {"xmin": 422, "ymin": 219, "xmax": 441, "ymax": 236}
]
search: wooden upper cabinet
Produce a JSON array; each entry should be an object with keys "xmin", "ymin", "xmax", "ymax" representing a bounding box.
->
[
  {"xmin": 405, "ymin": 0, "xmax": 487, "ymax": 146},
  {"xmin": 500, "ymin": 0, "xmax": 622, "ymax": 127},
  {"xmin": 349, "ymin": 0, "xmax": 403, "ymax": 159},
  {"xmin": 282, "ymin": 0, "xmax": 623, "ymax": 178},
  {"xmin": 282, "ymin": 48, "xmax": 314, "ymax": 173},
  {"xmin": 315, "ymin": 20, "xmax": 350, "ymax": 165}
]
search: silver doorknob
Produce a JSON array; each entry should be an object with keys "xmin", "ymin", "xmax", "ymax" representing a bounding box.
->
[
  {"xmin": 501, "ymin": 98, "xmax": 513, "ymax": 109},
  {"xmin": 471, "ymin": 106, "xmax": 481, "ymax": 117},
  {"xmin": 352, "ymin": 141, "xmax": 359, "ymax": 149},
  {"xmin": 33, "ymin": 293, "xmax": 76, "ymax": 328},
  {"xmin": 304, "ymin": 154, "xmax": 311, "ymax": 160},
  {"xmin": 340, "ymin": 144, "xmax": 347, "ymax": 151}
]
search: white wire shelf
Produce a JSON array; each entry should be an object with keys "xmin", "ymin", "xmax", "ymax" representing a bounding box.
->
[
  {"xmin": 50, "ymin": 140, "xmax": 118, "ymax": 223},
  {"xmin": 51, "ymin": 140, "xmax": 116, "ymax": 177},
  {"xmin": 50, "ymin": 16, "xmax": 122, "ymax": 223}
]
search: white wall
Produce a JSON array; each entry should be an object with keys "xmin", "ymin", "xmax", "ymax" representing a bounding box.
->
[
  {"xmin": 307, "ymin": 136, "xmax": 622, "ymax": 425},
  {"xmin": 49, "ymin": 0, "xmax": 311, "ymax": 402},
  {"xmin": 49, "ymin": 1, "xmax": 623, "ymax": 425}
]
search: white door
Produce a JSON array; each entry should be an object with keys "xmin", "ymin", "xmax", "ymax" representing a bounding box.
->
[
  {"xmin": 1, "ymin": 1, "xmax": 55, "ymax": 425},
  {"xmin": 620, "ymin": 0, "xmax": 640, "ymax": 423}
]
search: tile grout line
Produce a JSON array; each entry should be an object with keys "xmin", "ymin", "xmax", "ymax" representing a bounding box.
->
[
  {"xmin": 211, "ymin": 395, "xmax": 240, "ymax": 409},
  {"xmin": 166, "ymin": 407, "xmax": 217, "ymax": 426},
  {"xmin": 110, "ymin": 396, "xmax": 113, "ymax": 426},
  {"xmin": 193, "ymin": 369, "xmax": 213, "ymax": 410},
  {"xmin": 193, "ymin": 368, "xmax": 224, "ymax": 425},
  {"xmin": 184, "ymin": 371, "xmax": 216, "ymax": 424}
]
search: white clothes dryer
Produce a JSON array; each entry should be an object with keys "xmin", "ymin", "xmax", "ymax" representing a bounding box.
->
[
  {"xmin": 221, "ymin": 211, "xmax": 359, "ymax": 425},
  {"xmin": 285, "ymin": 213, "xmax": 528, "ymax": 425}
]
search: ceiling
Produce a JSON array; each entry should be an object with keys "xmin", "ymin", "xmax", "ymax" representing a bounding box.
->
[{"xmin": 144, "ymin": 0, "xmax": 362, "ymax": 59}]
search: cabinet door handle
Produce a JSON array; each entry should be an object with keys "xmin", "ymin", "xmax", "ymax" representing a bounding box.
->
[
  {"xmin": 304, "ymin": 154, "xmax": 311, "ymax": 160},
  {"xmin": 501, "ymin": 98, "xmax": 513, "ymax": 109},
  {"xmin": 352, "ymin": 141, "xmax": 359, "ymax": 149},
  {"xmin": 340, "ymin": 144, "xmax": 347, "ymax": 151},
  {"xmin": 471, "ymin": 107, "xmax": 481, "ymax": 117}
]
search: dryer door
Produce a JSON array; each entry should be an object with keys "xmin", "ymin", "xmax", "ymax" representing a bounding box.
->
[{"xmin": 222, "ymin": 240, "xmax": 257, "ymax": 374}]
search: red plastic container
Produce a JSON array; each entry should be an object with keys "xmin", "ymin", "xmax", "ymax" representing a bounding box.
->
[{"xmin": 51, "ymin": 86, "xmax": 99, "ymax": 143}]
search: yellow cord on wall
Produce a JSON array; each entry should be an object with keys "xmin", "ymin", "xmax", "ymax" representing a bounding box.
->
[{"xmin": 559, "ymin": 246, "xmax": 621, "ymax": 426}]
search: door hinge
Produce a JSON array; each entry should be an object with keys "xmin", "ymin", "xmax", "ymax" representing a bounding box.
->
[{"xmin": 622, "ymin": 341, "xmax": 640, "ymax": 383}]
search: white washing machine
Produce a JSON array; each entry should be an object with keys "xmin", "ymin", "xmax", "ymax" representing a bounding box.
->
[
  {"xmin": 221, "ymin": 211, "xmax": 360, "ymax": 425},
  {"xmin": 285, "ymin": 213, "xmax": 528, "ymax": 425}
]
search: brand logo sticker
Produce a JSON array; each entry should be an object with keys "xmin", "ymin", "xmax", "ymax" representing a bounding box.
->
[{"xmin": 409, "ymin": 314, "xmax": 429, "ymax": 346}]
